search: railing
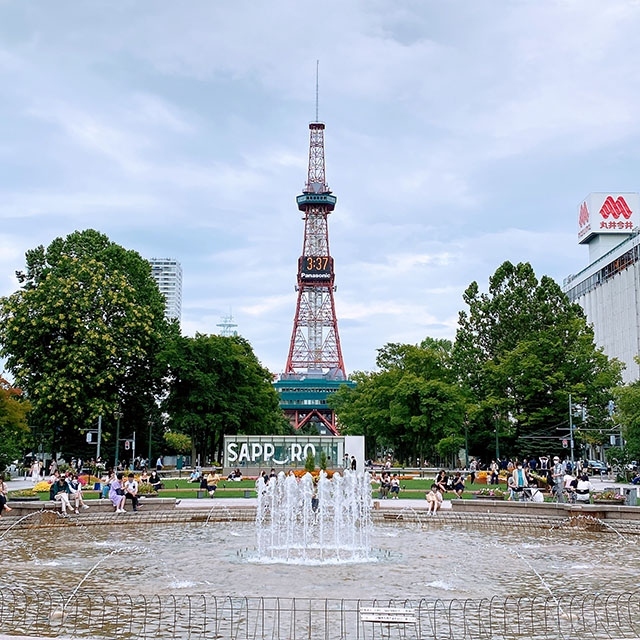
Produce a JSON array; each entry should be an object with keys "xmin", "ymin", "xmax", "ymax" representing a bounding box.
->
[{"xmin": 1, "ymin": 589, "xmax": 640, "ymax": 639}]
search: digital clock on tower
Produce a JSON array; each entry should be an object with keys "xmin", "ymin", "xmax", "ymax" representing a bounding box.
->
[{"xmin": 299, "ymin": 255, "xmax": 333, "ymax": 279}]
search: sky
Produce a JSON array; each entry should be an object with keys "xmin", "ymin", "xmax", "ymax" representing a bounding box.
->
[{"xmin": 2, "ymin": 0, "xmax": 640, "ymax": 377}]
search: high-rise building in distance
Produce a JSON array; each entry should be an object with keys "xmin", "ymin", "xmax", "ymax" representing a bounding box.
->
[{"xmin": 149, "ymin": 258, "xmax": 182, "ymax": 323}]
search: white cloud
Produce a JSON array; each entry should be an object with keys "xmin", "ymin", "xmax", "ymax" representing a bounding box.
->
[{"xmin": 0, "ymin": 0, "xmax": 634, "ymax": 376}]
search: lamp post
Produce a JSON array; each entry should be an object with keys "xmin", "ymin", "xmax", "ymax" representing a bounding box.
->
[
  {"xmin": 114, "ymin": 410, "xmax": 122, "ymax": 470},
  {"xmin": 464, "ymin": 418, "xmax": 470, "ymax": 468},
  {"xmin": 147, "ymin": 420, "xmax": 153, "ymax": 468}
]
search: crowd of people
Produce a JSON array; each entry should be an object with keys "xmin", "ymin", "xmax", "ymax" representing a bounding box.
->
[
  {"xmin": 370, "ymin": 472, "xmax": 401, "ymax": 499},
  {"xmin": 430, "ymin": 454, "xmax": 603, "ymax": 504}
]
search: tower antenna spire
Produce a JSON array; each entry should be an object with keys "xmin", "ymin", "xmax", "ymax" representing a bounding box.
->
[{"xmin": 315, "ymin": 59, "xmax": 319, "ymax": 122}]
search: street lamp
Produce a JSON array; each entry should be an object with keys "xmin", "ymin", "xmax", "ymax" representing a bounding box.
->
[
  {"xmin": 148, "ymin": 420, "xmax": 153, "ymax": 467},
  {"xmin": 114, "ymin": 410, "xmax": 122, "ymax": 470}
]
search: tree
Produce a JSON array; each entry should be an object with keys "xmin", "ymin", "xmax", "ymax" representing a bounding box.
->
[
  {"xmin": 304, "ymin": 448, "xmax": 316, "ymax": 472},
  {"xmin": 613, "ymin": 378, "xmax": 640, "ymax": 462},
  {"xmin": 163, "ymin": 432, "xmax": 192, "ymax": 456},
  {"xmin": 162, "ymin": 333, "xmax": 288, "ymax": 463},
  {"xmin": 0, "ymin": 377, "xmax": 31, "ymax": 472},
  {"xmin": 330, "ymin": 339, "xmax": 466, "ymax": 464},
  {"xmin": 0, "ymin": 229, "xmax": 173, "ymax": 459},
  {"xmin": 454, "ymin": 261, "xmax": 622, "ymax": 461}
]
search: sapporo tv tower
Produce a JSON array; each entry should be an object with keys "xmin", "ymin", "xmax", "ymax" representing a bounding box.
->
[{"xmin": 274, "ymin": 74, "xmax": 355, "ymax": 435}]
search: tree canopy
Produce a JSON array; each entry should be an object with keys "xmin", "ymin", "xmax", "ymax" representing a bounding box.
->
[
  {"xmin": 454, "ymin": 261, "xmax": 622, "ymax": 461},
  {"xmin": 329, "ymin": 339, "xmax": 466, "ymax": 464},
  {"xmin": 0, "ymin": 377, "xmax": 31, "ymax": 472},
  {"xmin": 0, "ymin": 229, "xmax": 173, "ymax": 459},
  {"xmin": 162, "ymin": 332, "xmax": 288, "ymax": 463}
]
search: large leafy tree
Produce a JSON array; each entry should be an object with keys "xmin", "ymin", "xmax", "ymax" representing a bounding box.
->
[
  {"xmin": 0, "ymin": 229, "xmax": 173, "ymax": 460},
  {"xmin": 454, "ymin": 261, "xmax": 622, "ymax": 461},
  {"xmin": 330, "ymin": 338, "xmax": 466, "ymax": 464},
  {"xmin": 162, "ymin": 333, "xmax": 288, "ymax": 463},
  {"xmin": 613, "ymin": 378, "xmax": 640, "ymax": 462},
  {"xmin": 0, "ymin": 377, "xmax": 31, "ymax": 472}
]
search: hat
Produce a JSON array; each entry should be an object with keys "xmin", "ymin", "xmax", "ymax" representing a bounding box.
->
[{"xmin": 553, "ymin": 456, "xmax": 560, "ymax": 461}]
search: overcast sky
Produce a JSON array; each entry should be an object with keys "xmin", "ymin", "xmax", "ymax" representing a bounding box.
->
[{"xmin": 1, "ymin": 0, "xmax": 639, "ymax": 376}]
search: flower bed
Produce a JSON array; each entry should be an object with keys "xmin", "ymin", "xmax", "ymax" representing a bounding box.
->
[
  {"xmin": 593, "ymin": 490, "xmax": 625, "ymax": 504},
  {"xmin": 474, "ymin": 488, "xmax": 506, "ymax": 500}
]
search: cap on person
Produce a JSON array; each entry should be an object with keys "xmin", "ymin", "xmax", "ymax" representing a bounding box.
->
[{"xmin": 553, "ymin": 456, "xmax": 560, "ymax": 461}]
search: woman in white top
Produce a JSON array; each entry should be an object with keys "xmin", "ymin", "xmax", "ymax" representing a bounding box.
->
[{"xmin": 575, "ymin": 474, "xmax": 594, "ymax": 503}]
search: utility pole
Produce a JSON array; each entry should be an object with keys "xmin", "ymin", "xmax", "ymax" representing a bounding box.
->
[
  {"xmin": 114, "ymin": 410, "xmax": 122, "ymax": 470},
  {"xmin": 148, "ymin": 420, "xmax": 153, "ymax": 467},
  {"xmin": 96, "ymin": 415, "xmax": 102, "ymax": 460},
  {"xmin": 464, "ymin": 418, "xmax": 469, "ymax": 468},
  {"xmin": 569, "ymin": 394, "xmax": 575, "ymax": 465}
]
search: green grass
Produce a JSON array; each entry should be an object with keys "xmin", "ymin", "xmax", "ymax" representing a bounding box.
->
[{"xmin": 32, "ymin": 478, "xmax": 529, "ymax": 502}]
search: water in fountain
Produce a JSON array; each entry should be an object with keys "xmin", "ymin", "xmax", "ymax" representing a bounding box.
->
[{"xmin": 254, "ymin": 470, "xmax": 373, "ymax": 564}]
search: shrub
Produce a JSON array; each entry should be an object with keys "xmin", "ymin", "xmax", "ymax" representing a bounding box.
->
[{"xmin": 304, "ymin": 449, "xmax": 316, "ymax": 472}]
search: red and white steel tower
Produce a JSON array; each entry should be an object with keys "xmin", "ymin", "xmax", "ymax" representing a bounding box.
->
[{"xmin": 284, "ymin": 120, "xmax": 346, "ymax": 381}]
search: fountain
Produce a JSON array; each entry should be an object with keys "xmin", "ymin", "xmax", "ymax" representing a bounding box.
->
[
  {"xmin": 2, "ymin": 474, "xmax": 640, "ymax": 639},
  {"xmin": 254, "ymin": 470, "xmax": 373, "ymax": 563}
]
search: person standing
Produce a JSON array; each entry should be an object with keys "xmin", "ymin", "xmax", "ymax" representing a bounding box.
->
[
  {"xmin": 468, "ymin": 459, "xmax": 477, "ymax": 484},
  {"xmin": 350, "ymin": 456, "xmax": 357, "ymax": 471},
  {"xmin": 552, "ymin": 456, "xmax": 565, "ymax": 503},
  {"xmin": 511, "ymin": 462, "xmax": 528, "ymax": 501},
  {"xmin": 156, "ymin": 456, "xmax": 164, "ymax": 472},
  {"xmin": 490, "ymin": 460, "xmax": 500, "ymax": 485},
  {"xmin": 30, "ymin": 461, "xmax": 40, "ymax": 484}
]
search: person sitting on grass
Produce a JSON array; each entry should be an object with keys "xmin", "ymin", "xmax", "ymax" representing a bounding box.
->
[
  {"xmin": 435, "ymin": 470, "xmax": 449, "ymax": 494},
  {"xmin": 149, "ymin": 470, "xmax": 163, "ymax": 492}
]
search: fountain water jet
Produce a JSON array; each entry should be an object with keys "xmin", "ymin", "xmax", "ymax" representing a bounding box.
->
[{"xmin": 255, "ymin": 470, "xmax": 374, "ymax": 564}]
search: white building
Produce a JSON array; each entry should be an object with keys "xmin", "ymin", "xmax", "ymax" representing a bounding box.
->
[
  {"xmin": 149, "ymin": 258, "xmax": 182, "ymax": 323},
  {"xmin": 563, "ymin": 193, "xmax": 640, "ymax": 383}
]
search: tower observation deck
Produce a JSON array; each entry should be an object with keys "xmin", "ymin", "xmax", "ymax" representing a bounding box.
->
[{"xmin": 275, "ymin": 120, "xmax": 354, "ymax": 435}]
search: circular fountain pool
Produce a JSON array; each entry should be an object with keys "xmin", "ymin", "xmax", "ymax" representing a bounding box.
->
[{"xmin": 1, "ymin": 519, "xmax": 636, "ymax": 600}]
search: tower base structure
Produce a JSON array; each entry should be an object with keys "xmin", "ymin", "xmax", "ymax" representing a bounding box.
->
[{"xmin": 274, "ymin": 375, "xmax": 356, "ymax": 435}]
